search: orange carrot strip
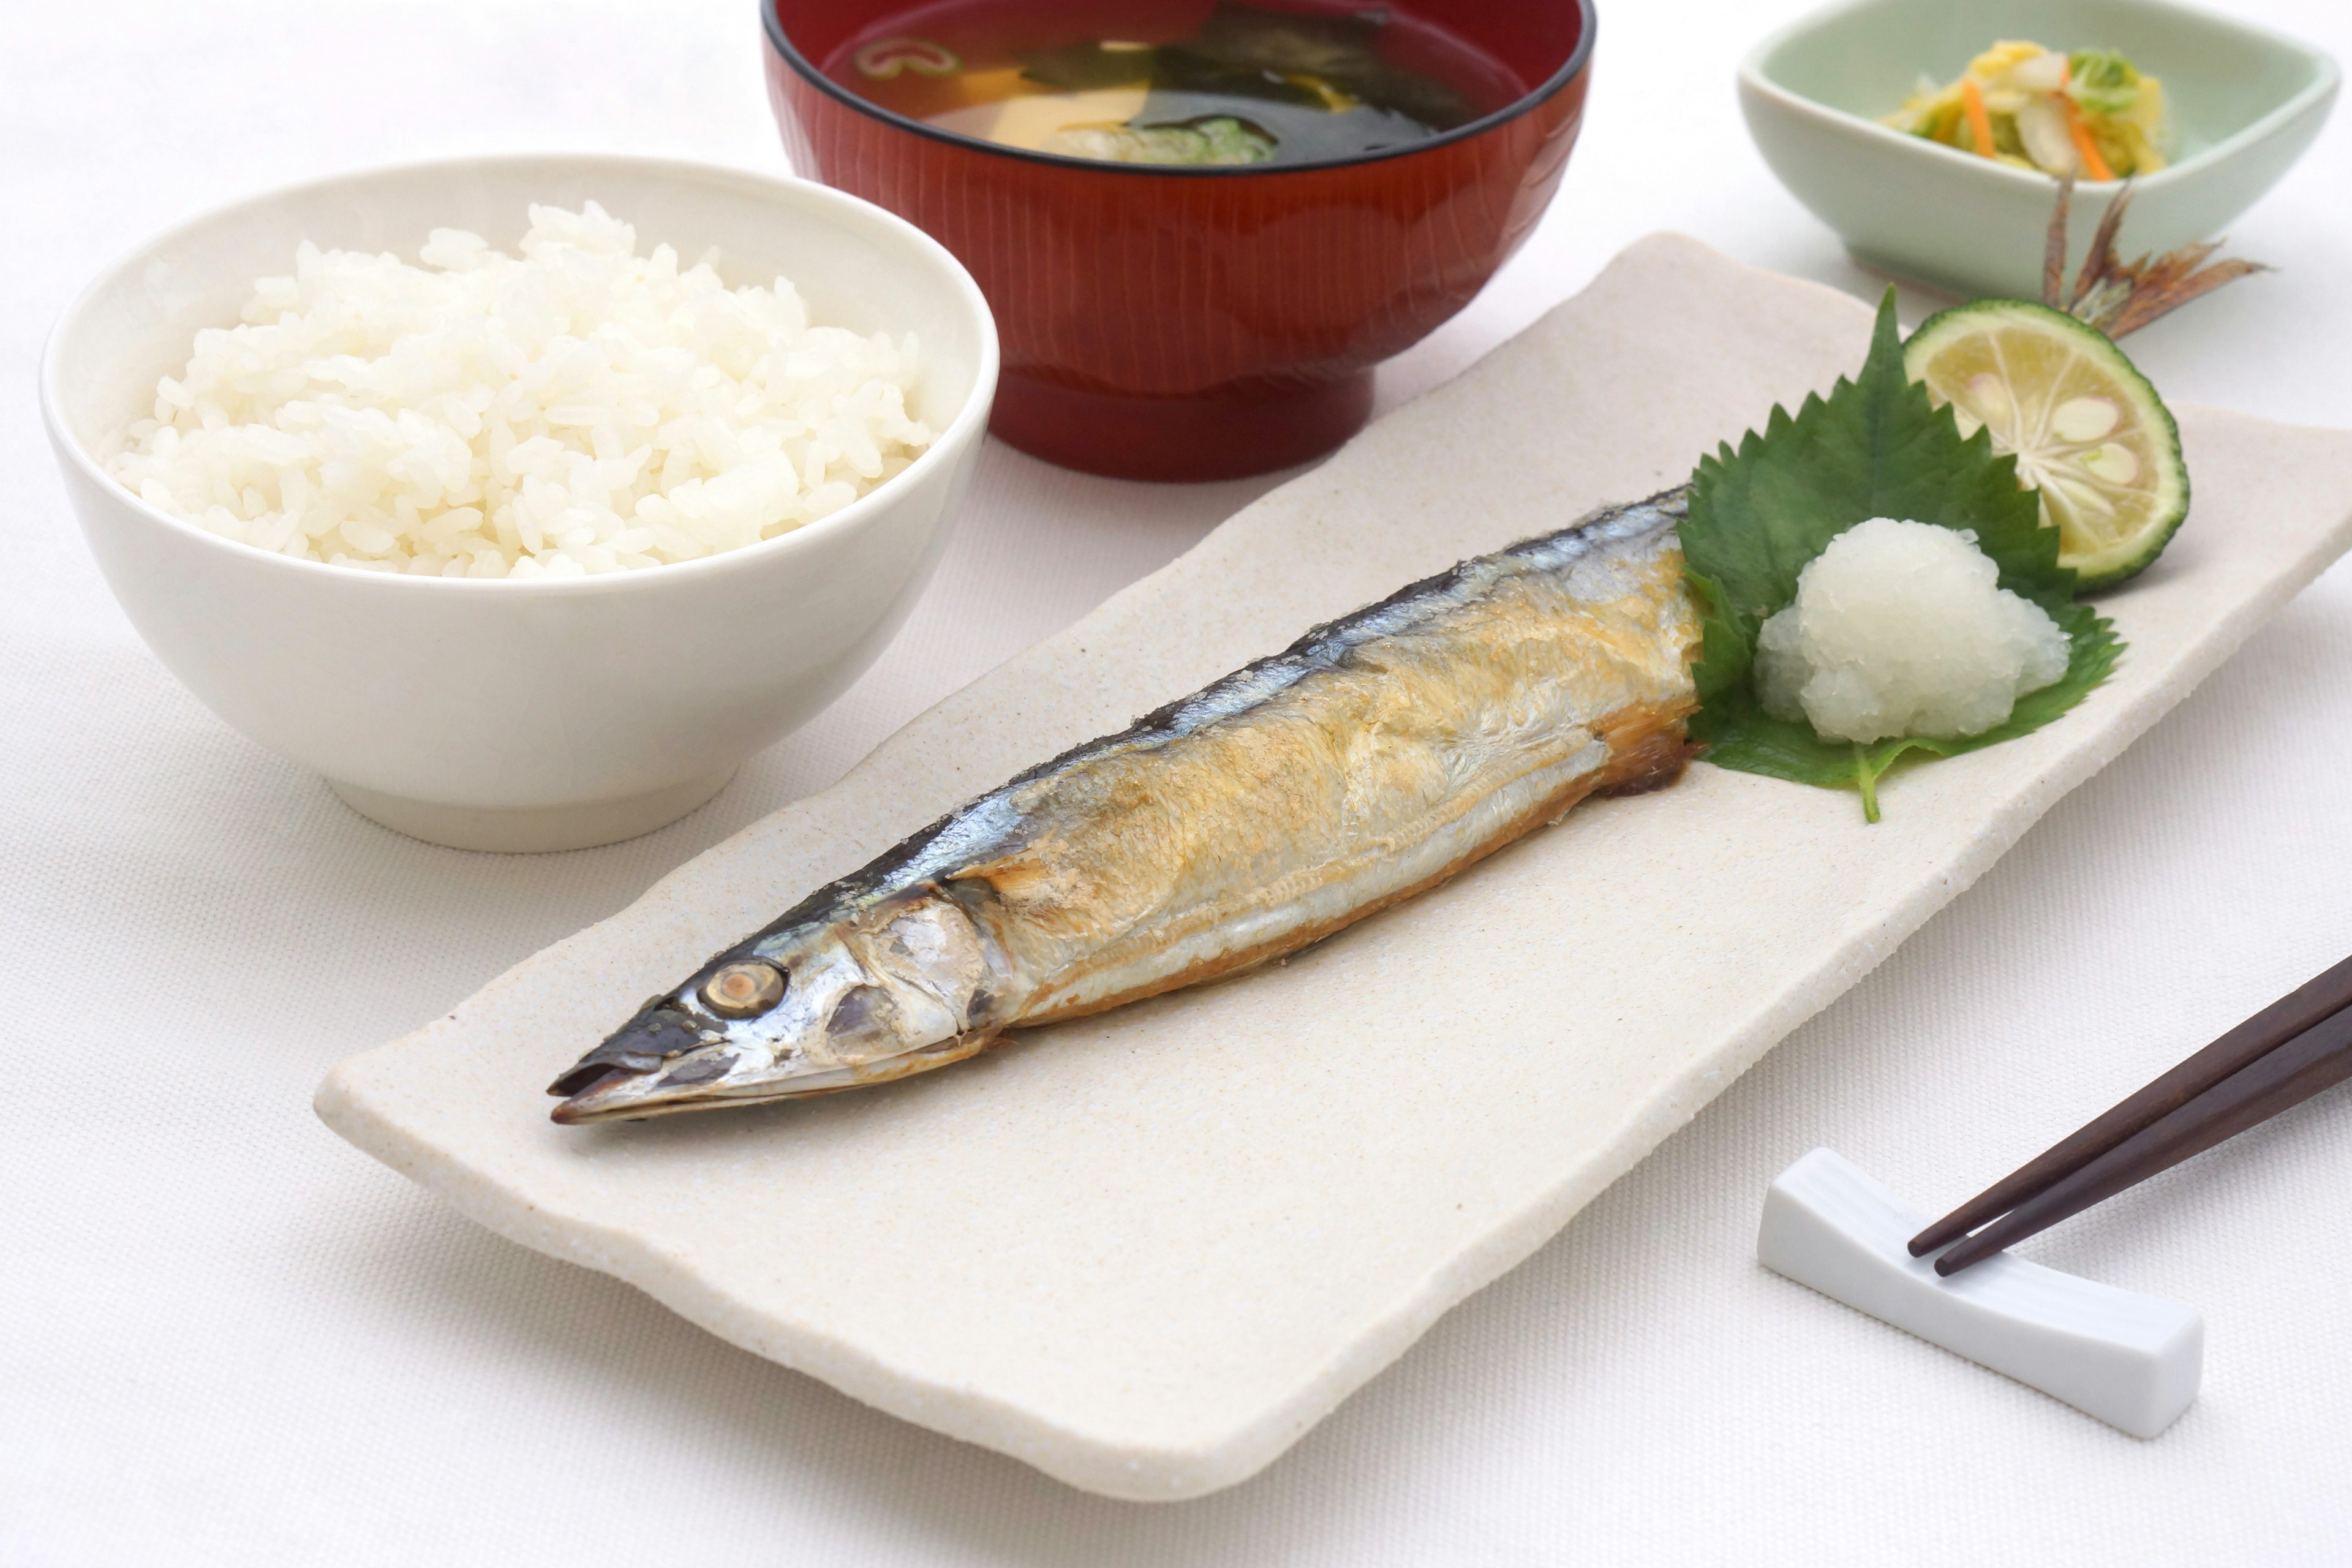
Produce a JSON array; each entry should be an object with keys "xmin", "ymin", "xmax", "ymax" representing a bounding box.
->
[
  {"xmin": 2062, "ymin": 94, "xmax": 2117, "ymax": 181},
  {"xmin": 1960, "ymin": 77, "xmax": 1998, "ymax": 160}
]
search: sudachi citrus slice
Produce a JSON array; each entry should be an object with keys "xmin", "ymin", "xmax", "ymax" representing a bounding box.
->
[{"xmin": 1905, "ymin": 300, "xmax": 2187, "ymax": 589}]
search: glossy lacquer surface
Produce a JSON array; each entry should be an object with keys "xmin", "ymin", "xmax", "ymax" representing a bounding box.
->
[{"xmin": 765, "ymin": 0, "xmax": 1594, "ymax": 480}]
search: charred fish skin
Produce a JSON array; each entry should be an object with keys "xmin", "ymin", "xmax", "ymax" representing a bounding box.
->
[{"xmin": 551, "ymin": 488, "xmax": 1702, "ymax": 1124}]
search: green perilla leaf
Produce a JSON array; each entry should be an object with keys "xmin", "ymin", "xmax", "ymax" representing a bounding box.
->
[{"xmin": 1678, "ymin": 290, "xmax": 2122, "ymax": 820}]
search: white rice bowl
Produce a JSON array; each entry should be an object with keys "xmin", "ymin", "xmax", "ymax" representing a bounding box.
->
[{"xmin": 105, "ymin": 202, "xmax": 937, "ymax": 578}]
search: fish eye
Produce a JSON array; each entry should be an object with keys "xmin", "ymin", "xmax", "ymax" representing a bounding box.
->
[{"xmin": 701, "ymin": 960, "xmax": 787, "ymax": 1019}]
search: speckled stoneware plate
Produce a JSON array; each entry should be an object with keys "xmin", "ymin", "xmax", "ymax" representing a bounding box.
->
[{"xmin": 318, "ymin": 235, "xmax": 2352, "ymax": 1501}]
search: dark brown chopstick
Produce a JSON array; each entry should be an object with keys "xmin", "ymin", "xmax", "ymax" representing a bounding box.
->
[
  {"xmin": 1933, "ymin": 999, "xmax": 2352, "ymax": 1274},
  {"xmin": 1909, "ymin": 951, "xmax": 2352, "ymax": 1258}
]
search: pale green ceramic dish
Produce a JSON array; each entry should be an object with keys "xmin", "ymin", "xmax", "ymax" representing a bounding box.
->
[{"xmin": 1741, "ymin": 0, "xmax": 2339, "ymax": 300}]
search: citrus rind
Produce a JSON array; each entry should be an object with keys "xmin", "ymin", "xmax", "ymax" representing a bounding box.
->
[{"xmin": 1905, "ymin": 300, "xmax": 2187, "ymax": 589}]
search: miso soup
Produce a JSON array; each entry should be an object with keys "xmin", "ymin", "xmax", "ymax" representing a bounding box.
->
[{"xmin": 829, "ymin": 1, "xmax": 1526, "ymax": 168}]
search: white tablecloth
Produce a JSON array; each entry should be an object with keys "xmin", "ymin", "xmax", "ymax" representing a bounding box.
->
[{"xmin": 7, "ymin": 2, "xmax": 2351, "ymax": 1561}]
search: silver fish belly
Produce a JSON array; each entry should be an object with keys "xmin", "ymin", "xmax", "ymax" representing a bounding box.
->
[{"xmin": 550, "ymin": 489, "xmax": 1702, "ymax": 1123}]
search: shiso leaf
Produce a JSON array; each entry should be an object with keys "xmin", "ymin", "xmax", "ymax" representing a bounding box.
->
[{"xmin": 1679, "ymin": 290, "xmax": 2124, "ymax": 820}]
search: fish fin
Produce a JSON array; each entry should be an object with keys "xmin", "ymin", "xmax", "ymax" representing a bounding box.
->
[{"xmin": 1591, "ymin": 703, "xmax": 1700, "ymax": 797}]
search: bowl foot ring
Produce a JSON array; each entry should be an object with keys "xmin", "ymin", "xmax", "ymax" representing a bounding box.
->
[
  {"xmin": 326, "ymin": 767, "xmax": 739, "ymax": 853},
  {"xmin": 990, "ymin": 368, "xmax": 1376, "ymax": 483}
]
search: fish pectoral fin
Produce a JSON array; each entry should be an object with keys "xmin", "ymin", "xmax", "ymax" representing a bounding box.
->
[{"xmin": 1591, "ymin": 702, "xmax": 1700, "ymax": 797}]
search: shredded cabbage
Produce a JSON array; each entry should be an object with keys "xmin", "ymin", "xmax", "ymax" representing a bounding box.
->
[
  {"xmin": 2067, "ymin": 50, "xmax": 2143, "ymax": 118},
  {"xmin": 1879, "ymin": 40, "xmax": 2167, "ymax": 179}
]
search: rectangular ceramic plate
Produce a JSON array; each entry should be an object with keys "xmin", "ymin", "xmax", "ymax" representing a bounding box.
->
[{"xmin": 318, "ymin": 235, "xmax": 2352, "ymax": 1501}]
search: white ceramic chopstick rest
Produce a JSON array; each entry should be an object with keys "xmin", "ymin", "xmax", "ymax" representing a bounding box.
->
[{"xmin": 1757, "ymin": 1148, "xmax": 2203, "ymax": 1438}]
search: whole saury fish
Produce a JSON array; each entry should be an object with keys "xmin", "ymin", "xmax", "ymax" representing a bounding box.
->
[{"xmin": 550, "ymin": 489, "xmax": 1702, "ymax": 1123}]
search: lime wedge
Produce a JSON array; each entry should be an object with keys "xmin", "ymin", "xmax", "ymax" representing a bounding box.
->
[{"xmin": 1905, "ymin": 300, "xmax": 2188, "ymax": 589}]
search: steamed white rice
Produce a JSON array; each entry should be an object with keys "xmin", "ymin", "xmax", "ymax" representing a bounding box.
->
[{"xmin": 106, "ymin": 203, "xmax": 937, "ymax": 578}]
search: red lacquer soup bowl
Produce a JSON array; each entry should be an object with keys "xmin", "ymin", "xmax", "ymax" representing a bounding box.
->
[{"xmin": 764, "ymin": 0, "xmax": 1596, "ymax": 481}]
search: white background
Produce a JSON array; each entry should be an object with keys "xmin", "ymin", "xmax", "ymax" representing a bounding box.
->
[{"xmin": 6, "ymin": 1, "xmax": 2351, "ymax": 1561}]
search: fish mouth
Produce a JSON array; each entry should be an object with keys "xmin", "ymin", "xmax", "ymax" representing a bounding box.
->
[
  {"xmin": 548, "ymin": 1032, "xmax": 1003, "ymax": 1124},
  {"xmin": 547, "ymin": 1004, "xmax": 753, "ymax": 1124},
  {"xmin": 549, "ymin": 1034, "xmax": 778, "ymax": 1123},
  {"xmin": 549, "ymin": 1069, "xmax": 641, "ymax": 1124},
  {"xmin": 545, "ymin": 1006, "xmax": 712, "ymax": 1099},
  {"xmin": 552, "ymin": 1065, "xmax": 725, "ymax": 1123}
]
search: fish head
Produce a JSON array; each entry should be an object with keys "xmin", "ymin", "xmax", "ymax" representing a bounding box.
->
[{"xmin": 547, "ymin": 889, "xmax": 1004, "ymax": 1123}]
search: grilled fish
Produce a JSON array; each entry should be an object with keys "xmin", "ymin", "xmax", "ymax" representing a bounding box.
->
[{"xmin": 550, "ymin": 489, "xmax": 1702, "ymax": 1123}]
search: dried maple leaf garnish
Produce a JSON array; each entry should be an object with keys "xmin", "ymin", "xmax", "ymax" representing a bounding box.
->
[{"xmin": 2043, "ymin": 176, "xmax": 2271, "ymax": 337}]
